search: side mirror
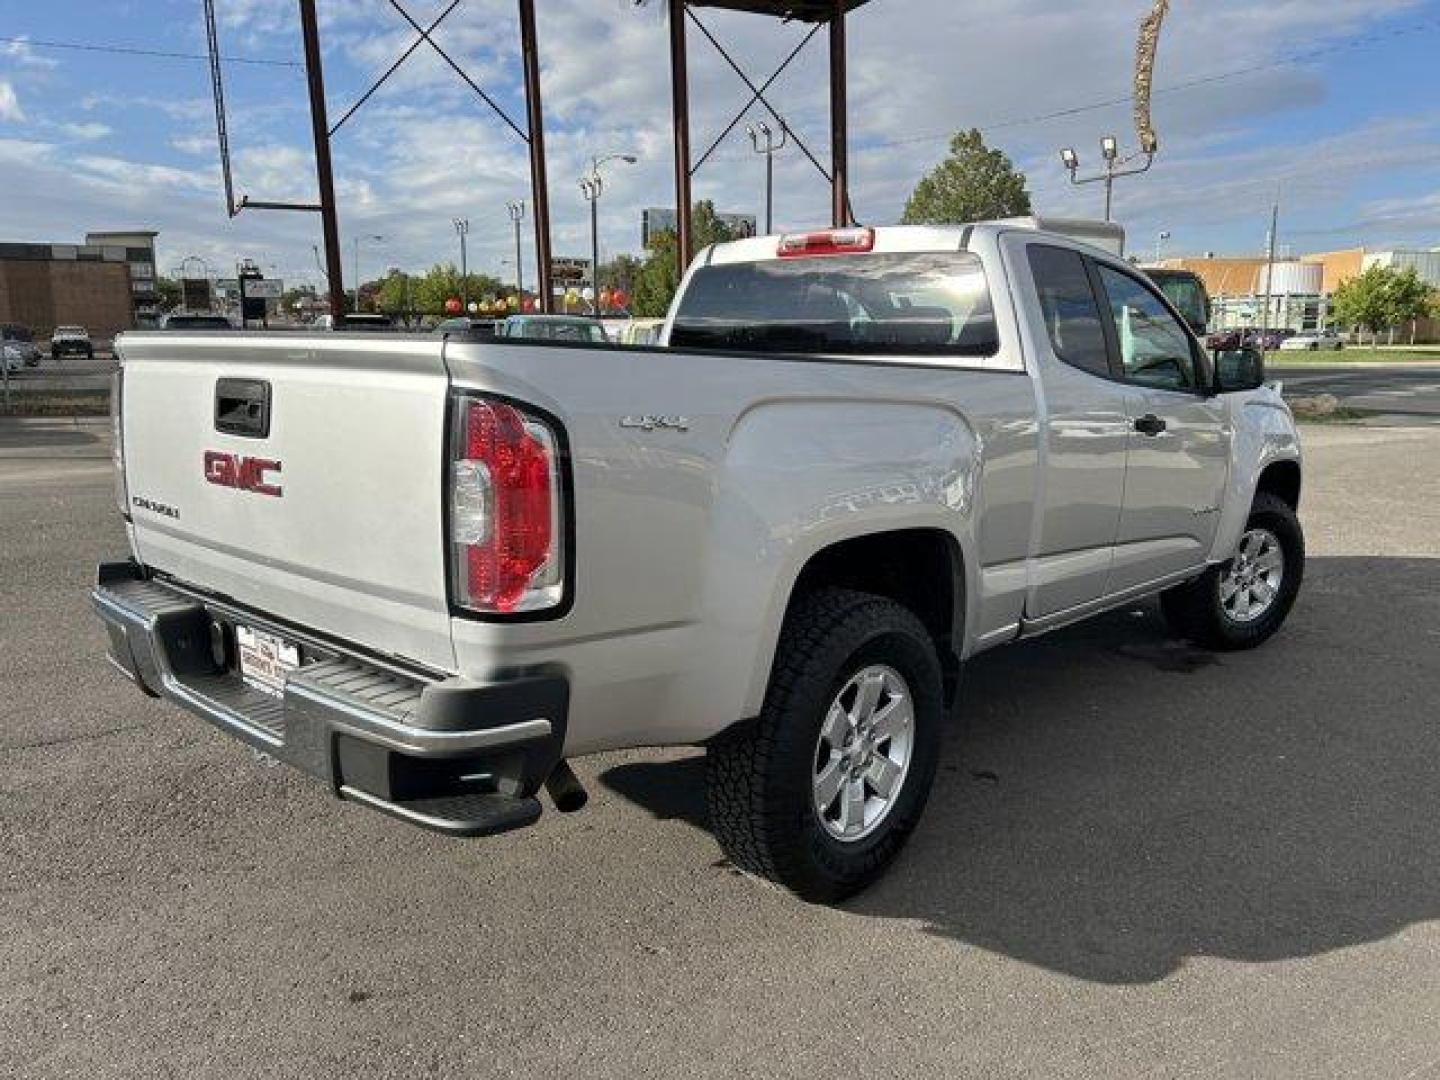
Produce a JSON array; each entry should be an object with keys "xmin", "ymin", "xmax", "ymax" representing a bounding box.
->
[{"xmin": 1214, "ymin": 346, "xmax": 1265, "ymax": 393}]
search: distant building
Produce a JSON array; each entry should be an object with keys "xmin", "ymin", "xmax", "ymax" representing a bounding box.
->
[
  {"xmin": 1362, "ymin": 248, "xmax": 1440, "ymax": 288},
  {"xmin": 85, "ymin": 230, "xmax": 160, "ymax": 326},
  {"xmin": 0, "ymin": 240, "xmax": 140, "ymax": 342},
  {"xmin": 1149, "ymin": 245, "xmax": 1439, "ymax": 340}
]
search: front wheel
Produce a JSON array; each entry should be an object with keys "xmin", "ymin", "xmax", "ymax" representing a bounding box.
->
[
  {"xmin": 1161, "ymin": 492, "xmax": 1304, "ymax": 650},
  {"xmin": 706, "ymin": 588, "xmax": 944, "ymax": 903}
]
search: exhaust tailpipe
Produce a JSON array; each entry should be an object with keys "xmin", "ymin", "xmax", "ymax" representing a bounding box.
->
[{"xmin": 543, "ymin": 760, "xmax": 588, "ymax": 813}]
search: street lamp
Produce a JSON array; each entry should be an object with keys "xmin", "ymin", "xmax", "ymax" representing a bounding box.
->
[
  {"xmin": 452, "ymin": 218, "xmax": 470, "ymax": 310},
  {"xmin": 1058, "ymin": 135, "xmax": 1156, "ymax": 222},
  {"xmin": 580, "ymin": 153, "xmax": 638, "ymax": 317},
  {"xmin": 746, "ymin": 120, "xmax": 789, "ymax": 235},
  {"xmin": 351, "ymin": 233, "xmax": 384, "ymax": 312},
  {"xmin": 506, "ymin": 200, "xmax": 526, "ymax": 302},
  {"xmin": 1154, "ymin": 230, "xmax": 1171, "ymax": 263}
]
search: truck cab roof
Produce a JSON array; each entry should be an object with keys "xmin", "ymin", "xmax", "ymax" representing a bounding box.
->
[{"xmin": 699, "ymin": 218, "xmax": 1127, "ymax": 266}]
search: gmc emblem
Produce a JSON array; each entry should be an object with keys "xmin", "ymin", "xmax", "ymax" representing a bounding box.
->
[{"xmin": 204, "ymin": 451, "xmax": 282, "ymax": 497}]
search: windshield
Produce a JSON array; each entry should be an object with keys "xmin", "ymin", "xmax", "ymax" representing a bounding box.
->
[
  {"xmin": 1147, "ymin": 271, "xmax": 1209, "ymax": 331},
  {"xmin": 506, "ymin": 318, "xmax": 609, "ymax": 343},
  {"xmin": 670, "ymin": 252, "xmax": 998, "ymax": 357},
  {"xmin": 55, "ymin": 326, "xmax": 87, "ymax": 335}
]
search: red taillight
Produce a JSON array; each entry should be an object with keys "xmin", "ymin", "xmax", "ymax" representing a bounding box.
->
[
  {"xmin": 450, "ymin": 397, "xmax": 564, "ymax": 614},
  {"xmin": 777, "ymin": 227, "xmax": 875, "ymax": 258}
]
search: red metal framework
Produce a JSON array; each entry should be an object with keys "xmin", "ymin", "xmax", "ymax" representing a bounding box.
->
[
  {"xmin": 667, "ymin": 0, "xmax": 871, "ymax": 274},
  {"xmin": 210, "ymin": 0, "xmax": 870, "ymax": 317}
]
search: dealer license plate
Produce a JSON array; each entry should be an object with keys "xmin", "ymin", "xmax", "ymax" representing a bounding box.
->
[{"xmin": 235, "ymin": 625, "xmax": 300, "ymax": 698}]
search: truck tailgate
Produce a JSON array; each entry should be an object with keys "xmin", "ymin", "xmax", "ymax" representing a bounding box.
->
[{"xmin": 117, "ymin": 333, "xmax": 456, "ymax": 672}]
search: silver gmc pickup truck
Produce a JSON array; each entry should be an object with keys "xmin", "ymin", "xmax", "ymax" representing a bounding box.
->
[{"xmin": 94, "ymin": 219, "xmax": 1303, "ymax": 902}]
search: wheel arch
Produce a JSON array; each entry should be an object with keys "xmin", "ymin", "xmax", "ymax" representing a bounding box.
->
[
  {"xmin": 1256, "ymin": 458, "xmax": 1301, "ymax": 512},
  {"xmin": 779, "ymin": 528, "xmax": 967, "ymax": 708}
]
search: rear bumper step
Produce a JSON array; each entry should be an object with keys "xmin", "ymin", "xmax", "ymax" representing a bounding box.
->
[{"xmin": 92, "ymin": 561, "xmax": 567, "ymax": 837}]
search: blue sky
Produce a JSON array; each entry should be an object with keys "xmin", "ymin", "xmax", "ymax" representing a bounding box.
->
[{"xmin": 1, "ymin": 0, "xmax": 1438, "ymax": 290}]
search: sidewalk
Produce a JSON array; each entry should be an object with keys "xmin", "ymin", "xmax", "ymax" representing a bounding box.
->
[{"xmin": 0, "ymin": 414, "xmax": 113, "ymax": 460}]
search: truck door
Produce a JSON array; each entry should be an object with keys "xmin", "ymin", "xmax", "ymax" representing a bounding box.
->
[
  {"xmin": 1088, "ymin": 262, "xmax": 1230, "ymax": 593},
  {"xmin": 1010, "ymin": 241, "xmax": 1132, "ymax": 617}
]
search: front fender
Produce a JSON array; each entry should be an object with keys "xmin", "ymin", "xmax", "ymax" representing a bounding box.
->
[{"xmin": 1209, "ymin": 386, "xmax": 1302, "ymax": 562}]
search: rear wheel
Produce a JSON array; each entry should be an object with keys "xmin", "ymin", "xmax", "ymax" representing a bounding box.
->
[
  {"xmin": 706, "ymin": 588, "xmax": 944, "ymax": 903},
  {"xmin": 1161, "ymin": 492, "xmax": 1304, "ymax": 650}
]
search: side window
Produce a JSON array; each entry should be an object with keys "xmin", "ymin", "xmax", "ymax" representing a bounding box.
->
[
  {"xmin": 1094, "ymin": 265, "xmax": 1198, "ymax": 391},
  {"xmin": 1025, "ymin": 245, "xmax": 1110, "ymax": 378}
]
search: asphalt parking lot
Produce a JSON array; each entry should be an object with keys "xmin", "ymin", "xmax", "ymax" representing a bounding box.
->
[{"xmin": 3, "ymin": 420, "xmax": 1439, "ymax": 1079}]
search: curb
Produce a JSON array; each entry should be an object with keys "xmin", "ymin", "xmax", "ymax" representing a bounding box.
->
[{"xmin": 0, "ymin": 415, "xmax": 111, "ymax": 429}]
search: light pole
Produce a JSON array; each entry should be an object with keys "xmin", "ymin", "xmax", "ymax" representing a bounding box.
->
[
  {"xmin": 580, "ymin": 153, "xmax": 637, "ymax": 317},
  {"xmin": 351, "ymin": 233, "xmax": 384, "ymax": 312},
  {"xmin": 506, "ymin": 200, "xmax": 526, "ymax": 303},
  {"xmin": 452, "ymin": 218, "xmax": 470, "ymax": 310},
  {"xmin": 1059, "ymin": 136, "xmax": 1156, "ymax": 222},
  {"xmin": 1154, "ymin": 230, "xmax": 1171, "ymax": 264},
  {"xmin": 745, "ymin": 120, "xmax": 788, "ymax": 235}
]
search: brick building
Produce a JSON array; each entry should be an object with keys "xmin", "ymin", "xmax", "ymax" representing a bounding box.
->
[{"xmin": 0, "ymin": 235, "xmax": 155, "ymax": 343}]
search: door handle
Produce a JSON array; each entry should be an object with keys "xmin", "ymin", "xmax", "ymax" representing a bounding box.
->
[{"xmin": 1133, "ymin": 414, "xmax": 1168, "ymax": 436}]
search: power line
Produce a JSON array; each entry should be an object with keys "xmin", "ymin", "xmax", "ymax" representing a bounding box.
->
[
  {"xmin": 862, "ymin": 15, "xmax": 1440, "ymax": 153},
  {"xmin": 0, "ymin": 34, "xmax": 300, "ymax": 68}
]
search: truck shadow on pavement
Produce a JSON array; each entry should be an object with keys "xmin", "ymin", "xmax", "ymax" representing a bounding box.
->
[{"xmin": 599, "ymin": 555, "xmax": 1440, "ymax": 984}]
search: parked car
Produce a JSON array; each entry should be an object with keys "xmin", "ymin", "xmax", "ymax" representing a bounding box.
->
[
  {"xmin": 338, "ymin": 313, "xmax": 395, "ymax": 332},
  {"xmin": 1248, "ymin": 328, "xmax": 1296, "ymax": 351},
  {"xmin": 162, "ymin": 313, "xmax": 234, "ymax": 331},
  {"xmin": 433, "ymin": 317, "xmax": 500, "ymax": 337},
  {"xmin": 1, "ymin": 323, "xmax": 42, "ymax": 367},
  {"xmin": 95, "ymin": 219, "xmax": 1302, "ymax": 903},
  {"xmin": 51, "ymin": 325, "xmax": 95, "ymax": 361},
  {"xmin": 500, "ymin": 314, "xmax": 610, "ymax": 343},
  {"xmin": 1206, "ymin": 329, "xmax": 1243, "ymax": 351},
  {"xmin": 615, "ymin": 318, "xmax": 666, "ymax": 346},
  {"xmin": 1279, "ymin": 329, "xmax": 1345, "ymax": 351},
  {"xmin": 2, "ymin": 341, "xmax": 25, "ymax": 374}
]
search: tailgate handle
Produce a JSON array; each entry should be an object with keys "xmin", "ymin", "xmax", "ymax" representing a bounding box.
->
[{"xmin": 215, "ymin": 378, "xmax": 271, "ymax": 438}]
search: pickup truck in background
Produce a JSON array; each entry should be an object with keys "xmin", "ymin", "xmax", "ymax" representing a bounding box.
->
[
  {"xmin": 50, "ymin": 325, "xmax": 95, "ymax": 361},
  {"xmin": 94, "ymin": 219, "xmax": 1303, "ymax": 902}
]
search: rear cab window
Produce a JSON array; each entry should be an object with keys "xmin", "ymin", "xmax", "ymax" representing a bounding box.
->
[
  {"xmin": 1025, "ymin": 245, "xmax": 1110, "ymax": 377},
  {"xmin": 669, "ymin": 252, "xmax": 999, "ymax": 359}
]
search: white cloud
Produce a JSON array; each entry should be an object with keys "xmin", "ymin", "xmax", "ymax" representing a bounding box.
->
[
  {"xmin": 0, "ymin": 81, "xmax": 23, "ymax": 122},
  {"xmin": 171, "ymin": 134, "xmax": 215, "ymax": 156},
  {"xmin": 59, "ymin": 121, "xmax": 112, "ymax": 141},
  {"xmin": 2, "ymin": 37, "xmax": 59, "ymax": 70}
]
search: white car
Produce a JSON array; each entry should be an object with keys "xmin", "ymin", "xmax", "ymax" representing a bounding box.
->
[{"xmin": 1279, "ymin": 330, "xmax": 1345, "ymax": 351}]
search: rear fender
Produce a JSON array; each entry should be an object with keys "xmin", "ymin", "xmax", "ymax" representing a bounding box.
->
[{"xmin": 689, "ymin": 399, "xmax": 982, "ymax": 724}]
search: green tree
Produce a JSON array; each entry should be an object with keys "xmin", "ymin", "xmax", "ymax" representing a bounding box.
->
[
  {"xmin": 1331, "ymin": 264, "xmax": 1435, "ymax": 343},
  {"xmin": 901, "ymin": 128, "xmax": 1033, "ymax": 225},
  {"xmin": 1383, "ymin": 266, "xmax": 1436, "ymax": 330},
  {"xmin": 154, "ymin": 276, "xmax": 183, "ymax": 313},
  {"xmin": 631, "ymin": 201, "xmax": 737, "ymax": 317},
  {"xmin": 599, "ymin": 254, "xmax": 644, "ymax": 296},
  {"xmin": 397, "ymin": 264, "xmax": 509, "ymax": 317}
]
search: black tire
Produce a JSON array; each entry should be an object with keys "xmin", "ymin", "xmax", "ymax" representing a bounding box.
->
[
  {"xmin": 706, "ymin": 588, "xmax": 944, "ymax": 903},
  {"xmin": 1161, "ymin": 492, "xmax": 1304, "ymax": 650}
]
